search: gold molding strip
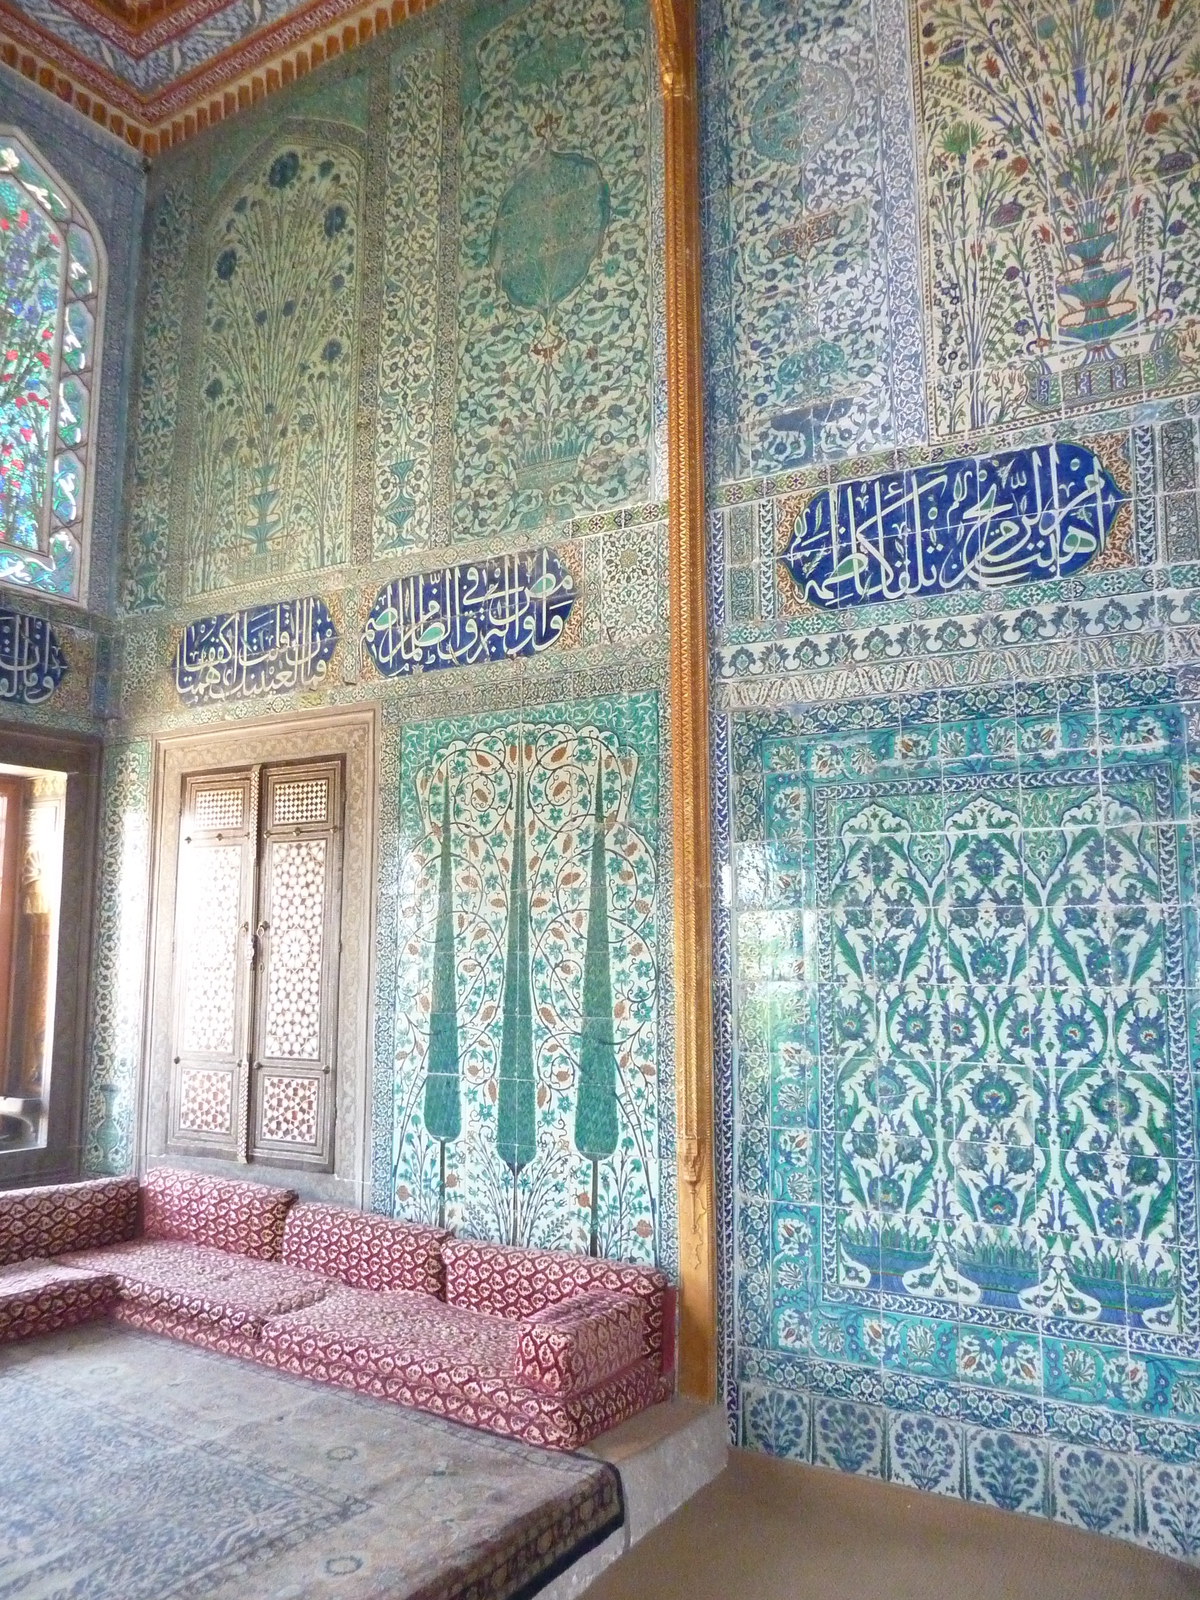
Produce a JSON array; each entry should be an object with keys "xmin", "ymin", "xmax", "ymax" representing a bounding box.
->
[{"xmin": 651, "ymin": 0, "xmax": 717, "ymax": 1403}]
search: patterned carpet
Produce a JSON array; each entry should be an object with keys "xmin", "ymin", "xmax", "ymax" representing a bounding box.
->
[{"xmin": 0, "ymin": 1323, "xmax": 623, "ymax": 1600}]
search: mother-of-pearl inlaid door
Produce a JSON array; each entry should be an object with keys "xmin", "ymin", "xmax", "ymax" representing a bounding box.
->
[{"xmin": 168, "ymin": 760, "xmax": 343, "ymax": 1171}]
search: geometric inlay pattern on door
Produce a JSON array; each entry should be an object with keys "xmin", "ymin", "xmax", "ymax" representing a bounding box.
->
[
  {"xmin": 272, "ymin": 779, "xmax": 328, "ymax": 826},
  {"xmin": 191, "ymin": 788, "xmax": 244, "ymax": 831},
  {"xmin": 180, "ymin": 843, "xmax": 243, "ymax": 1055},
  {"xmin": 177, "ymin": 1068, "xmax": 233, "ymax": 1135},
  {"xmin": 263, "ymin": 839, "xmax": 327, "ymax": 1061},
  {"xmin": 260, "ymin": 1074, "xmax": 320, "ymax": 1144}
]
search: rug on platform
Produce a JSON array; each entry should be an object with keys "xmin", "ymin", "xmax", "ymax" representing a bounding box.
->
[{"xmin": 0, "ymin": 1323, "xmax": 622, "ymax": 1600}]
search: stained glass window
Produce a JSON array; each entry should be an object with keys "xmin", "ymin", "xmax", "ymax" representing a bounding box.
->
[{"xmin": 0, "ymin": 131, "xmax": 104, "ymax": 603}]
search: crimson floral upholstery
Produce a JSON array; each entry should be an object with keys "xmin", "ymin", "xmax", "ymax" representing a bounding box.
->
[
  {"xmin": 281, "ymin": 1202, "xmax": 448, "ymax": 1295},
  {"xmin": 515, "ymin": 1292, "xmax": 645, "ymax": 1396},
  {"xmin": 441, "ymin": 1238, "xmax": 672, "ymax": 1372},
  {"xmin": 0, "ymin": 1261, "xmax": 117, "ymax": 1344},
  {"xmin": 0, "ymin": 1178, "xmax": 139, "ymax": 1267},
  {"xmin": 261, "ymin": 1285, "xmax": 519, "ymax": 1376},
  {"xmin": 140, "ymin": 1168, "xmax": 296, "ymax": 1260},
  {"xmin": 258, "ymin": 1324, "xmax": 671, "ymax": 1450},
  {"xmin": 60, "ymin": 1239, "xmax": 331, "ymax": 1337},
  {"xmin": 0, "ymin": 1171, "xmax": 677, "ymax": 1450}
]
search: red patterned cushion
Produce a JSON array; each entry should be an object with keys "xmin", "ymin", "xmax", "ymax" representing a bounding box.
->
[
  {"xmin": 516, "ymin": 1292, "xmax": 645, "ymax": 1396},
  {"xmin": 441, "ymin": 1239, "xmax": 671, "ymax": 1370},
  {"xmin": 261, "ymin": 1285, "xmax": 520, "ymax": 1378},
  {"xmin": 0, "ymin": 1260, "xmax": 117, "ymax": 1343},
  {"xmin": 281, "ymin": 1203, "xmax": 448, "ymax": 1296},
  {"xmin": 0, "ymin": 1178, "xmax": 140, "ymax": 1267},
  {"xmin": 60, "ymin": 1239, "xmax": 332, "ymax": 1336},
  {"xmin": 140, "ymin": 1168, "xmax": 296, "ymax": 1260},
  {"xmin": 257, "ymin": 1333, "xmax": 671, "ymax": 1450}
]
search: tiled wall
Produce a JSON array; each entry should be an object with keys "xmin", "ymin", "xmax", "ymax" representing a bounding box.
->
[
  {"xmin": 702, "ymin": 0, "xmax": 1200, "ymax": 1560},
  {"xmin": 68, "ymin": 0, "xmax": 677, "ymax": 1274}
]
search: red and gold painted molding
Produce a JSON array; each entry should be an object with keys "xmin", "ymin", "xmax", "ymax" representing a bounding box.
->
[{"xmin": 0, "ymin": 0, "xmax": 439, "ymax": 155}]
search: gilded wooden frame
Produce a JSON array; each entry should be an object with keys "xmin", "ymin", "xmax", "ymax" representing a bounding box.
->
[{"xmin": 650, "ymin": 0, "xmax": 717, "ymax": 1403}]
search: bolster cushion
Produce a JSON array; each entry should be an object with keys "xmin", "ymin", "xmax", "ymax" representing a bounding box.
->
[
  {"xmin": 281, "ymin": 1202, "xmax": 448, "ymax": 1296},
  {"xmin": 516, "ymin": 1291, "xmax": 646, "ymax": 1396},
  {"xmin": 141, "ymin": 1168, "xmax": 296, "ymax": 1260},
  {"xmin": 441, "ymin": 1237, "xmax": 671, "ymax": 1370},
  {"xmin": 0, "ymin": 1177, "xmax": 140, "ymax": 1267}
]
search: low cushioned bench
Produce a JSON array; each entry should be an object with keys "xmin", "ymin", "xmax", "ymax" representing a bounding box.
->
[{"xmin": 0, "ymin": 1169, "xmax": 675, "ymax": 1449}]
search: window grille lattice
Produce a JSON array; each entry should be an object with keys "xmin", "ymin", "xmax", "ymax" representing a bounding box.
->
[
  {"xmin": 193, "ymin": 788, "xmax": 244, "ymax": 830},
  {"xmin": 273, "ymin": 779, "xmax": 328, "ymax": 826}
]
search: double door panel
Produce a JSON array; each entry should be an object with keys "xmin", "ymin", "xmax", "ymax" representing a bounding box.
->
[{"xmin": 168, "ymin": 760, "xmax": 343, "ymax": 1170}]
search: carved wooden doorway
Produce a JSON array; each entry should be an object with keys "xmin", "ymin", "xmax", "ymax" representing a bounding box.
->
[
  {"xmin": 168, "ymin": 760, "xmax": 343, "ymax": 1171},
  {"xmin": 142, "ymin": 710, "xmax": 375, "ymax": 1204}
]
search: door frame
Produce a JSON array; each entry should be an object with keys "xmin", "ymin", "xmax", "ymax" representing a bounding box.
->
[
  {"xmin": 139, "ymin": 706, "xmax": 376, "ymax": 1206},
  {"xmin": 0, "ymin": 724, "xmax": 101, "ymax": 1188}
]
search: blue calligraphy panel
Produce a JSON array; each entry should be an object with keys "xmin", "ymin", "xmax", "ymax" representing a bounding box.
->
[
  {"xmin": 363, "ymin": 547, "xmax": 575, "ymax": 678},
  {"xmin": 175, "ymin": 598, "xmax": 337, "ymax": 706},
  {"xmin": 780, "ymin": 442, "xmax": 1123, "ymax": 609},
  {"xmin": 0, "ymin": 609, "xmax": 66, "ymax": 705}
]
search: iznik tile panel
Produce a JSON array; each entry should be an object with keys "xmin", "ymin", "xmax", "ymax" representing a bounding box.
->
[
  {"xmin": 392, "ymin": 692, "xmax": 665, "ymax": 1264},
  {"xmin": 724, "ymin": 671, "xmax": 1200, "ymax": 1554},
  {"xmin": 185, "ymin": 140, "xmax": 361, "ymax": 595},
  {"xmin": 913, "ymin": 0, "xmax": 1200, "ymax": 437},
  {"xmin": 699, "ymin": 0, "xmax": 926, "ymax": 483}
]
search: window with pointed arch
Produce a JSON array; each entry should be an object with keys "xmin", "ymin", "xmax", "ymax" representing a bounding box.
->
[{"xmin": 0, "ymin": 130, "xmax": 105, "ymax": 603}]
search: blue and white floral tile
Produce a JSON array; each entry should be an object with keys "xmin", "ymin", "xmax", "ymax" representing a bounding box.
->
[
  {"xmin": 889, "ymin": 1413, "xmax": 962, "ymax": 1498},
  {"xmin": 814, "ymin": 1398, "xmax": 887, "ymax": 1479},
  {"xmin": 965, "ymin": 1427, "xmax": 1049, "ymax": 1518},
  {"xmin": 1143, "ymin": 1460, "xmax": 1200, "ymax": 1561},
  {"xmin": 742, "ymin": 1383, "xmax": 811, "ymax": 1462},
  {"xmin": 1051, "ymin": 1444, "xmax": 1139, "ymax": 1542}
]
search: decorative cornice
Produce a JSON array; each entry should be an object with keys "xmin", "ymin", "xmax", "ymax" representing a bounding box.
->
[
  {"xmin": 1, "ymin": 0, "xmax": 437, "ymax": 154},
  {"xmin": 650, "ymin": 0, "xmax": 717, "ymax": 1404}
]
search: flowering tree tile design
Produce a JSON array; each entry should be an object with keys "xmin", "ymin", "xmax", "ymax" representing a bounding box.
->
[
  {"xmin": 915, "ymin": 0, "xmax": 1200, "ymax": 434},
  {"xmin": 393, "ymin": 694, "xmax": 661, "ymax": 1262},
  {"xmin": 185, "ymin": 140, "xmax": 359, "ymax": 595}
]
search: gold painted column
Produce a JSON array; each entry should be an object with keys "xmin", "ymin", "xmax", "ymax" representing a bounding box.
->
[{"xmin": 652, "ymin": 0, "xmax": 717, "ymax": 1402}]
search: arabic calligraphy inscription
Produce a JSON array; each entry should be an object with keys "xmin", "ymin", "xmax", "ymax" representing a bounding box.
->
[
  {"xmin": 363, "ymin": 548, "xmax": 576, "ymax": 678},
  {"xmin": 780, "ymin": 443, "xmax": 1123, "ymax": 610},
  {"xmin": 0, "ymin": 610, "xmax": 67, "ymax": 705},
  {"xmin": 174, "ymin": 598, "xmax": 337, "ymax": 707}
]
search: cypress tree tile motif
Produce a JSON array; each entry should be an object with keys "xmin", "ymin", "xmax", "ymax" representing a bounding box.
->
[
  {"xmin": 425, "ymin": 771, "xmax": 462, "ymax": 1230},
  {"xmin": 393, "ymin": 695, "xmax": 661, "ymax": 1262},
  {"xmin": 496, "ymin": 744, "xmax": 537, "ymax": 1244},
  {"xmin": 576, "ymin": 754, "xmax": 620, "ymax": 1256}
]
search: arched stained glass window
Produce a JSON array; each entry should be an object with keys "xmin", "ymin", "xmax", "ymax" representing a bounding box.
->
[{"xmin": 0, "ymin": 130, "xmax": 105, "ymax": 603}]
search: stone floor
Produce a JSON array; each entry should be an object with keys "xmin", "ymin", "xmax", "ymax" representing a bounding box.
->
[{"xmin": 584, "ymin": 1448, "xmax": 1200, "ymax": 1600}]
